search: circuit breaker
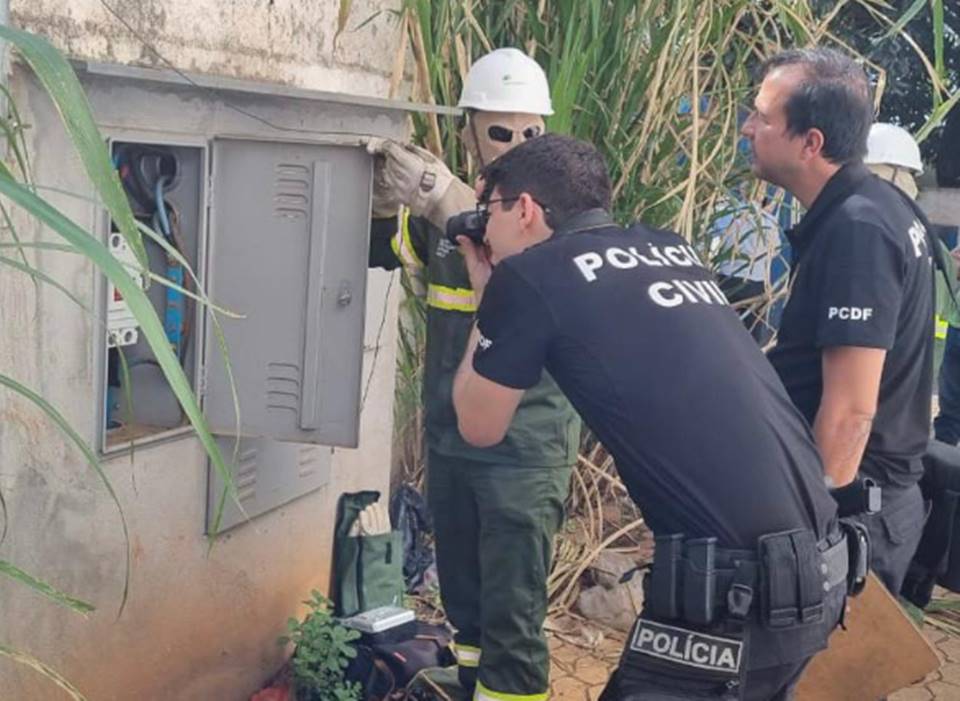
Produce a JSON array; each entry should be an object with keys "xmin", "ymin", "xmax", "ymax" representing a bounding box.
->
[{"xmin": 105, "ymin": 232, "xmax": 143, "ymax": 348}]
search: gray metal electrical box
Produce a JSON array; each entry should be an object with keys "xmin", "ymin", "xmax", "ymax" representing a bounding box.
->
[
  {"xmin": 77, "ymin": 60, "xmax": 459, "ymax": 530},
  {"xmin": 203, "ymin": 139, "xmax": 372, "ymax": 447}
]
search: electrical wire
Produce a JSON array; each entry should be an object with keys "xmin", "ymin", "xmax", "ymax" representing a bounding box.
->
[
  {"xmin": 361, "ymin": 269, "xmax": 397, "ymax": 412},
  {"xmin": 154, "ymin": 176, "xmax": 172, "ymax": 240}
]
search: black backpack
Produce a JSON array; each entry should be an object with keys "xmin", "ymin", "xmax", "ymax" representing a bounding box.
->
[{"xmin": 344, "ymin": 622, "xmax": 456, "ymax": 700}]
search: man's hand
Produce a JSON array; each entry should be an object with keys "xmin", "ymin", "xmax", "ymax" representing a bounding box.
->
[
  {"xmin": 458, "ymin": 235, "xmax": 493, "ymax": 306},
  {"xmin": 365, "ymin": 138, "xmax": 457, "ymax": 224}
]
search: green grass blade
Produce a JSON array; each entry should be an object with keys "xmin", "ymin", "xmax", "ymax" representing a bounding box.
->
[
  {"xmin": 0, "ymin": 241, "xmax": 77, "ymax": 252},
  {"xmin": 932, "ymin": 0, "xmax": 945, "ymax": 90},
  {"xmin": 0, "ymin": 24, "xmax": 147, "ymax": 268},
  {"xmin": 0, "ymin": 254, "xmax": 92, "ymax": 313},
  {"xmin": 917, "ymin": 87, "xmax": 960, "ymax": 142},
  {"xmin": 0, "ymin": 372, "xmax": 129, "ymax": 616},
  {"xmin": 0, "ymin": 560, "xmax": 95, "ymax": 614},
  {"xmin": 134, "ymin": 222, "xmax": 243, "ymax": 318},
  {"xmin": 0, "ymin": 198, "xmax": 35, "ymax": 288},
  {"xmin": 0, "ymin": 81, "xmax": 36, "ymax": 186},
  {"xmin": 0, "ymin": 644, "xmax": 87, "ymax": 700},
  {"xmin": 143, "ymin": 271, "xmax": 243, "ymax": 319},
  {"xmin": 872, "ymin": 0, "xmax": 927, "ymax": 44},
  {"xmin": 0, "ymin": 482, "xmax": 6, "ymax": 543}
]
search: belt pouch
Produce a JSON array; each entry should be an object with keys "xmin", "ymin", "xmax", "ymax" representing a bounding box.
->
[
  {"xmin": 758, "ymin": 530, "xmax": 800, "ymax": 628},
  {"xmin": 790, "ymin": 531, "xmax": 824, "ymax": 624},
  {"xmin": 683, "ymin": 537, "xmax": 717, "ymax": 626},
  {"xmin": 650, "ymin": 533, "xmax": 684, "ymax": 620}
]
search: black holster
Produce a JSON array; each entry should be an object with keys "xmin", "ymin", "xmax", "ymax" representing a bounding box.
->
[
  {"xmin": 838, "ymin": 519, "xmax": 870, "ymax": 597},
  {"xmin": 830, "ymin": 477, "xmax": 882, "ymax": 517}
]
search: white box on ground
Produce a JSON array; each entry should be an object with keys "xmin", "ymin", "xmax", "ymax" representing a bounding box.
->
[{"xmin": 340, "ymin": 606, "xmax": 415, "ymax": 634}]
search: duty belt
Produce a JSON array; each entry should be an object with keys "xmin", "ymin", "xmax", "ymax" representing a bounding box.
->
[{"xmin": 646, "ymin": 529, "xmax": 851, "ymax": 629}]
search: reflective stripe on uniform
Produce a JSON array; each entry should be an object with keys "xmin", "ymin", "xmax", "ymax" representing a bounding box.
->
[
  {"xmin": 456, "ymin": 643, "xmax": 481, "ymax": 668},
  {"xmin": 427, "ymin": 283, "xmax": 477, "ymax": 313},
  {"xmin": 392, "ymin": 207, "xmax": 425, "ymax": 269},
  {"xmin": 474, "ymin": 681, "xmax": 547, "ymax": 701},
  {"xmin": 936, "ymin": 315, "xmax": 948, "ymax": 340}
]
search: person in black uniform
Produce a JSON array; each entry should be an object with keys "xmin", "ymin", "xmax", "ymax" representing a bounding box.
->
[
  {"xmin": 450, "ymin": 133, "xmax": 855, "ymax": 700},
  {"xmin": 742, "ymin": 48, "xmax": 934, "ymax": 596}
]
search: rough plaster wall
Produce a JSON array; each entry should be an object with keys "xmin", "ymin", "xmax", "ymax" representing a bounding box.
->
[
  {"xmin": 0, "ymin": 36, "xmax": 403, "ymax": 701},
  {"xmin": 11, "ymin": 0, "xmax": 408, "ymax": 99},
  {"xmin": 919, "ymin": 188, "xmax": 960, "ymax": 227}
]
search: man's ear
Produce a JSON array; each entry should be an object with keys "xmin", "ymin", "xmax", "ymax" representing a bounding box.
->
[
  {"xmin": 517, "ymin": 192, "xmax": 541, "ymax": 230},
  {"xmin": 802, "ymin": 128, "xmax": 826, "ymax": 160}
]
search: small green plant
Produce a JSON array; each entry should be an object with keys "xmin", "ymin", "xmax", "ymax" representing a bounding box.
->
[{"xmin": 280, "ymin": 591, "xmax": 361, "ymax": 701}]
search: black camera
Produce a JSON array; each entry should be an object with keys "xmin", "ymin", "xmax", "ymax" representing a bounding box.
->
[{"xmin": 445, "ymin": 209, "xmax": 488, "ymax": 245}]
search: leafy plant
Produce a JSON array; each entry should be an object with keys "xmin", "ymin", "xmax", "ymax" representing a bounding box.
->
[{"xmin": 280, "ymin": 591, "xmax": 361, "ymax": 701}]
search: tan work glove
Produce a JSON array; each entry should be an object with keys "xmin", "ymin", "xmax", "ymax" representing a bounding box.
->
[
  {"xmin": 366, "ymin": 138, "xmax": 475, "ymax": 232},
  {"xmin": 371, "ymin": 157, "xmax": 401, "ymax": 219},
  {"xmin": 350, "ymin": 501, "xmax": 391, "ymax": 536}
]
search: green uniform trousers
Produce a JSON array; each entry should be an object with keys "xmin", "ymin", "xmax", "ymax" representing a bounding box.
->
[{"xmin": 427, "ymin": 449, "xmax": 572, "ymax": 700}]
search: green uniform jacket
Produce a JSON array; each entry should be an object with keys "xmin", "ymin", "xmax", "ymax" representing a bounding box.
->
[{"xmin": 371, "ymin": 210, "xmax": 580, "ymax": 466}]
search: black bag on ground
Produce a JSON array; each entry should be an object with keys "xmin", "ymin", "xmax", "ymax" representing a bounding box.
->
[
  {"xmin": 344, "ymin": 621, "xmax": 456, "ymax": 701},
  {"xmin": 390, "ymin": 484, "xmax": 435, "ymax": 592},
  {"xmin": 902, "ymin": 440, "xmax": 960, "ymax": 608}
]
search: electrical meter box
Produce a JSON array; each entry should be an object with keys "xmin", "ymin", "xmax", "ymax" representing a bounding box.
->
[{"xmin": 83, "ymin": 61, "xmax": 457, "ymax": 531}]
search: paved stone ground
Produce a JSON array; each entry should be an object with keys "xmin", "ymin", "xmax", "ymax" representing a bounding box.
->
[
  {"xmin": 888, "ymin": 623, "xmax": 960, "ymax": 701},
  {"xmin": 547, "ymin": 621, "xmax": 960, "ymax": 700}
]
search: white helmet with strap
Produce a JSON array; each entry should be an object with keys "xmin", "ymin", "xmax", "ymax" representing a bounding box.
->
[
  {"xmin": 458, "ymin": 47, "xmax": 553, "ymax": 115},
  {"xmin": 865, "ymin": 123, "xmax": 923, "ymax": 174}
]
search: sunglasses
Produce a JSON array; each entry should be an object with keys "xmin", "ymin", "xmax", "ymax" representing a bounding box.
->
[{"xmin": 487, "ymin": 124, "xmax": 543, "ymax": 143}]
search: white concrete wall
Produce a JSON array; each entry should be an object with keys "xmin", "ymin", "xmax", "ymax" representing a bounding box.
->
[
  {"xmin": 11, "ymin": 0, "xmax": 409, "ymax": 99},
  {"xmin": 919, "ymin": 187, "xmax": 960, "ymax": 227},
  {"xmin": 0, "ymin": 2, "xmax": 409, "ymax": 699}
]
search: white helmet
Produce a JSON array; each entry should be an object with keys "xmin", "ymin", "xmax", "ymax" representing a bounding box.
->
[
  {"xmin": 865, "ymin": 123, "xmax": 923, "ymax": 174},
  {"xmin": 458, "ymin": 48, "xmax": 553, "ymax": 116}
]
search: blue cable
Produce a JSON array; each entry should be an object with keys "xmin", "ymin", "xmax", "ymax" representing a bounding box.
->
[
  {"xmin": 155, "ymin": 176, "xmax": 172, "ymax": 240},
  {"xmin": 154, "ymin": 176, "xmax": 184, "ymax": 355}
]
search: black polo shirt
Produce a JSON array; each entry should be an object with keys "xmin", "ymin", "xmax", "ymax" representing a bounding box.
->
[
  {"xmin": 768, "ymin": 165, "xmax": 934, "ymax": 488},
  {"xmin": 473, "ymin": 212, "xmax": 838, "ymax": 551}
]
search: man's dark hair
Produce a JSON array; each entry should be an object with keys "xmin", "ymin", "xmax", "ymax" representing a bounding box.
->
[
  {"xmin": 479, "ymin": 133, "xmax": 611, "ymax": 229},
  {"xmin": 760, "ymin": 47, "xmax": 874, "ymax": 165}
]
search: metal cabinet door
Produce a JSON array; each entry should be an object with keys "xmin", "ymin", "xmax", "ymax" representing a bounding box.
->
[
  {"xmin": 206, "ymin": 436, "xmax": 332, "ymax": 533},
  {"xmin": 204, "ymin": 139, "xmax": 371, "ymax": 446}
]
